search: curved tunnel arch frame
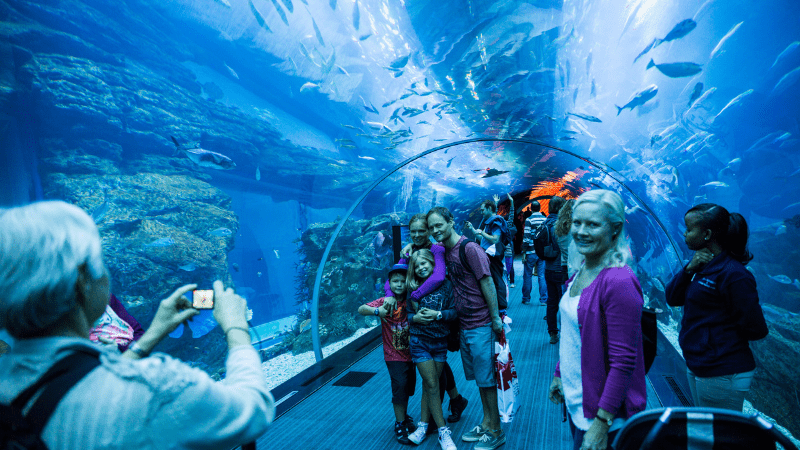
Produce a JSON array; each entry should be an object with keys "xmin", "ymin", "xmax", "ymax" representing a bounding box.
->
[{"xmin": 309, "ymin": 137, "xmax": 682, "ymax": 361}]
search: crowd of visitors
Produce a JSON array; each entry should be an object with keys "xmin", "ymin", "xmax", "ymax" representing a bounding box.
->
[{"xmin": 0, "ymin": 190, "xmax": 771, "ymax": 450}]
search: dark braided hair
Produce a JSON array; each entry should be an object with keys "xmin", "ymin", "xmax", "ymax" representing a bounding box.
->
[{"xmin": 686, "ymin": 203, "xmax": 753, "ymax": 264}]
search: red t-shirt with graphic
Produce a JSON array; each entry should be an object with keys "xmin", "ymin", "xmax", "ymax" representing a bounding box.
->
[{"xmin": 367, "ymin": 297, "xmax": 411, "ymax": 362}]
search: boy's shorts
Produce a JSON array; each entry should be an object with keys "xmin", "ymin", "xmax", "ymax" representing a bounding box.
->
[
  {"xmin": 410, "ymin": 335, "xmax": 448, "ymax": 364},
  {"xmin": 385, "ymin": 361, "xmax": 416, "ymax": 404},
  {"xmin": 460, "ymin": 323, "xmax": 497, "ymax": 388}
]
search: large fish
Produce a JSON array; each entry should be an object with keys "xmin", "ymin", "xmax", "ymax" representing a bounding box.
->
[
  {"xmin": 616, "ymin": 85, "xmax": 658, "ymax": 115},
  {"xmin": 646, "ymin": 59, "xmax": 702, "ymax": 78},
  {"xmin": 170, "ymin": 136, "xmax": 236, "ymax": 170},
  {"xmin": 352, "ymin": 0, "xmax": 359, "ymax": 30},
  {"xmin": 634, "ymin": 19, "xmax": 696, "ymax": 63},
  {"xmin": 329, "ymin": 0, "xmax": 336, "ymax": 9}
]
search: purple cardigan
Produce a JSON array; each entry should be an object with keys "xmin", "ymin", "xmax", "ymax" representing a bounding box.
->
[
  {"xmin": 555, "ymin": 266, "xmax": 647, "ymax": 420},
  {"xmin": 109, "ymin": 294, "xmax": 145, "ymax": 352},
  {"xmin": 384, "ymin": 243, "xmax": 446, "ymax": 300}
]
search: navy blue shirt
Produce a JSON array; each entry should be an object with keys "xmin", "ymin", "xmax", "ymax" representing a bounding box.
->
[{"xmin": 666, "ymin": 252, "xmax": 768, "ymax": 377}]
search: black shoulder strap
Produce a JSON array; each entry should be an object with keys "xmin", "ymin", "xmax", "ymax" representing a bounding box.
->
[{"xmin": 12, "ymin": 347, "xmax": 101, "ymax": 435}]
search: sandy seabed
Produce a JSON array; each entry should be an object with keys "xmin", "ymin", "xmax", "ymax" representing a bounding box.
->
[{"xmin": 261, "ymin": 326, "xmax": 376, "ymax": 392}]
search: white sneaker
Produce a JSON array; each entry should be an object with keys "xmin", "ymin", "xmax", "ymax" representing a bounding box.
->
[
  {"xmin": 439, "ymin": 427, "xmax": 457, "ymax": 450},
  {"xmin": 408, "ymin": 422, "xmax": 428, "ymax": 445}
]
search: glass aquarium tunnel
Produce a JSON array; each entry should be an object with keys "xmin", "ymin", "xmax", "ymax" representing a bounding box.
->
[{"xmin": 1, "ymin": 0, "xmax": 799, "ymax": 442}]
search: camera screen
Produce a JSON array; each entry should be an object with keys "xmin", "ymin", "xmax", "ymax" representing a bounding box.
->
[{"xmin": 192, "ymin": 290, "xmax": 214, "ymax": 309}]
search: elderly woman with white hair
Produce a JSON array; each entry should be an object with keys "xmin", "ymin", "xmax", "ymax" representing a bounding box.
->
[
  {"xmin": 0, "ymin": 201, "xmax": 274, "ymax": 450},
  {"xmin": 547, "ymin": 190, "xmax": 647, "ymax": 450}
]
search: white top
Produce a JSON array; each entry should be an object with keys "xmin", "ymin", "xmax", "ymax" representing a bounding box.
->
[
  {"xmin": 559, "ymin": 278, "xmax": 625, "ymax": 432},
  {"xmin": 0, "ymin": 337, "xmax": 274, "ymax": 450}
]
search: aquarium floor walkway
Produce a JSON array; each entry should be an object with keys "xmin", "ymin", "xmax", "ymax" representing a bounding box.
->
[{"xmin": 255, "ymin": 259, "xmax": 661, "ymax": 450}]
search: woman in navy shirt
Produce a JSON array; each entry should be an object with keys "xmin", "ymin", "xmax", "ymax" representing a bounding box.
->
[{"xmin": 666, "ymin": 203, "xmax": 768, "ymax": 411}]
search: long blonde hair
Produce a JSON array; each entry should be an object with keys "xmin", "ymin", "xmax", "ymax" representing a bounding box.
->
[
  {"xmin": 572, "ymin": 190, "xmax": 633, "ymax": 269},
  {"xmin": 406, "ymin": 248, "xmax": 435, "ymax": 292},
  {"xmin": 554, "ymin": 199, "xmax": 575, "ymax": 237}
]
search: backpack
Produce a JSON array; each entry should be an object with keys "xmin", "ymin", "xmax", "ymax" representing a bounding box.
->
[
  {"xmin": 1, "ymin": 348, "xmax": 101, "ymax": 450},
  {"xmin": 482, "ymin": 215, "xmax": 513, "ymax": 258},
  {"xmin": 457, "ymin": 239, "xmax": 508, "ymax": 310},
  {"xmin": 533, "ymin": 219, "xmax": 559, "ymax": 261}
]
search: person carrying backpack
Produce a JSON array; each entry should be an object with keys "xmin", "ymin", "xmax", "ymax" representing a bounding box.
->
[
  {"xmin": 465, "ymin": 198, "xmax": 512, "ymax": 313},
  {"xmin": 542, "ymin": 197, "xmax": 565, "ymax": 344}
]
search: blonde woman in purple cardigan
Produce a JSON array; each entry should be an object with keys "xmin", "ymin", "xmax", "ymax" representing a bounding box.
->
[{"xmin": 547, "ymin": 190, "xmax": 647, "ymax": 450}]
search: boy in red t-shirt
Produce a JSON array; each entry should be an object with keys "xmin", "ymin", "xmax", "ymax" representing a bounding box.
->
[{"xmin": 358, "ymin": 263, "xmax": 418, "ymax": 444}]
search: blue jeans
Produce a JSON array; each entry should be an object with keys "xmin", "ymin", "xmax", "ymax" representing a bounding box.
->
[
  {"xmin": 522, "ymin": 252, "xmax": 547, "ymax": 303},
  {"xmin": 504, "ymin": 255, "xmax": 514, "ymax": 284}
]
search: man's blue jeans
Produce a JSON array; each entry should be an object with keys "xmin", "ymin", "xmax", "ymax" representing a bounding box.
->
[{"xmin": 521, "ymin": 252, "xmax": 547, "ymax": 303}]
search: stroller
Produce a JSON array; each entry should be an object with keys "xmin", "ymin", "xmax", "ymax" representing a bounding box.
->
[{"xmin": 612, "ymin": 407, "xmax": 798, "ymax": 450}]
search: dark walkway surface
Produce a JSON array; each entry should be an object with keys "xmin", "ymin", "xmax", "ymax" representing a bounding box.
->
[{"xmin": 258, "ymin": 259, "xmax": 661, "ymax": 450}]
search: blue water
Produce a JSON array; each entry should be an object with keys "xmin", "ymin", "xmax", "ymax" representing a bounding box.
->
[{"xmin": 1, "ymin": 0, "xmax": 799, "ymax": 438}]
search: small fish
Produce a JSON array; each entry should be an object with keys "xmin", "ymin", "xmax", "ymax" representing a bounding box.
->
[
  {"xmin": 256, "ymin": 167, "xmax": 261, "ymax": 181},
  {"xmin": 352, "ymin": 0, "xmax": 359, "ymax": 30},
  {"xmin": 279, "ymin": 0, "xmax": 293, "ymax": 13},
  {"xmin": 634, "ymin": 38, "xmax": 660, "ymax": 64},
  {"xmin": 145, "ymin": 237, "xmax": 176, "ymax": 248},
  {"xmin": 91, "ymin": 198, "xmax": 110, "ymax": 223},
  {"xmin": 300, "ymin": 82, "xmax": 320, "ymax": 93},
  {"xmin": 178, "ymin": 262, "xmax": 197, "ymax": 272},
  {"xmin": 358, "ymin": 155, "xmax": 376, "ymax": 161},
  {"xmin": 646, "ymin": 59, "xmax": 702, "ymax": 78},
  {"xmin": 771, "ymin": 41, "xmax": 800, "ymax": 69},
  {"xmin": 209, "ymin": 227, "xmax": 233, "ymax": 237},
  {"xmin": 257, "ymin": 271, "xmax": 262, "ymax": 277},
  {"xmin": 567, "ymin": 112, "xmax": 602, "ymax": 123},
  {"xmin": 616, "ymin": 85, "xmax": 658, "ymax": 115},
  {"xmin": 714, "ymin": 89, "xmax": 754, "ymax": 121},
  {"xmin": 776, "ymin": 225, "xmax": 788, "ymax": 236},
  {"xmin": 699, "ymin": 181, "xmax": 728, "ymax": 189},
  {"xmin": 268, "ymin": 0, "xmax": 289, "ymax": 26},
  {"xmin": 688, "ymin": 82, "xmax": 704, "ymax": 107},
  {"xmin": 312, "ymin": 17, "xmax": 325, "ymax": 46},
  {"xmin": 390, "ymin": 54, "xmax": 410, "ymax": 70},
  {"xmin": 358, "ymin": 33, "xmax": 372, "ymax": 41},
  {"xmin": 223, "ymin": 62, "xmax": 239, "ymax": 80},
  {"xmin": 232, "ymin": 263, "xmax": 240, "ymax": 272},
  {"xmin": 769, "ymin": 274, "xmax": 792, "ymax": 284},
  {"xmin": 446, "ymin": 156, "xmax": 456, "ymax": 168},
  {"xmin": 248, "ymin": 0, "xmax": 272, "ymax": 33},
  {"xmin": 273, "ymin": 248, "xmax": 280, "ymax": 259},
  {"xmin": 590, "ymin": 79, "xmax": 596, "ymax": 98},
  {"xmin": 559, "ymin": 136, "xmax": 577, "ymax": 141},
  {"xmin": 329, "ymin": 0, "xmax": 336, "ymax": 9},
  {"xmin": 771, "ymin": 66, "xmax": 800, "ymax": 98},
  {"xmin": 710, "ymin": 21, "xmax": 744, "ymax": 59}
]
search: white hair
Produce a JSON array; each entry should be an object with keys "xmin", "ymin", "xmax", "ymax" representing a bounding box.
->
[
  {"xmin": 572, "ymin": 189, "xmax": 634, "ymax": 269},
  {"xmin": 0, "ymin": 201, "xmax": 105, "ymax": 338}
]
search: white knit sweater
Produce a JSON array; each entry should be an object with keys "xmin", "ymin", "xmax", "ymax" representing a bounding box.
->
[{"xmin": 0, "ymin": 337, "xmax": 274, "ymax": 450}]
